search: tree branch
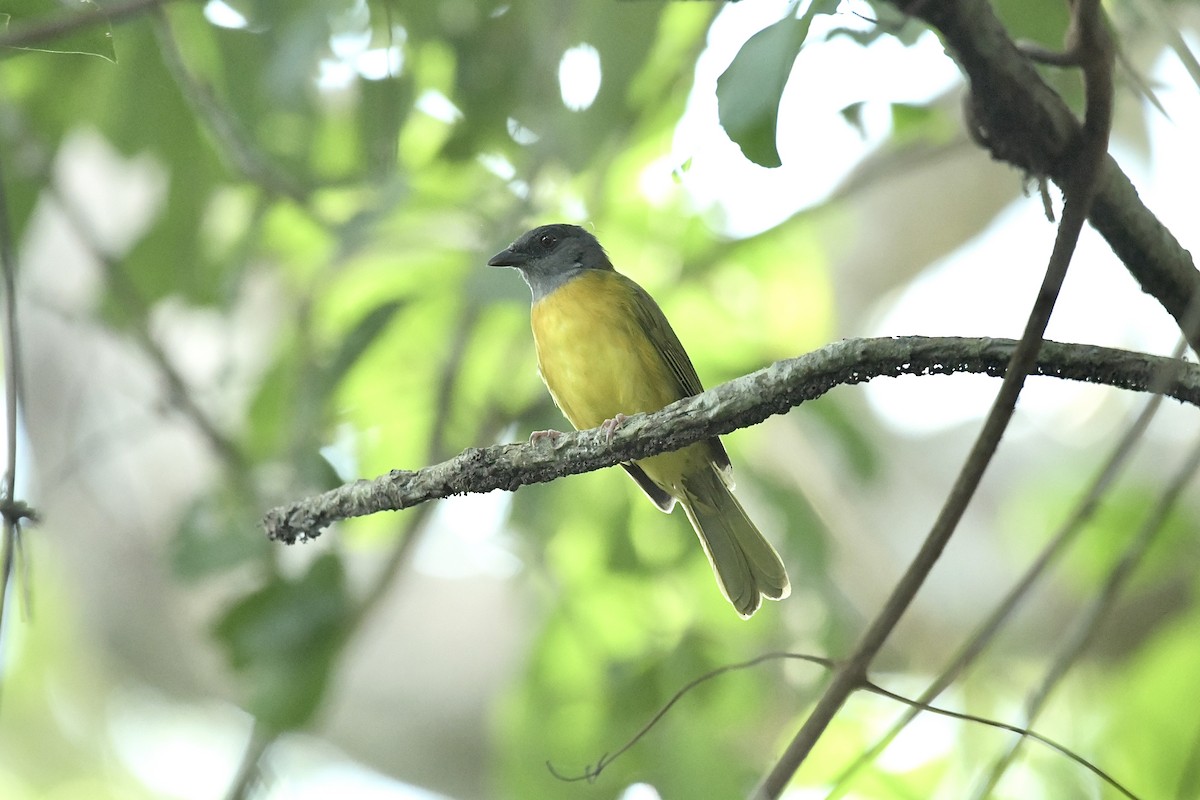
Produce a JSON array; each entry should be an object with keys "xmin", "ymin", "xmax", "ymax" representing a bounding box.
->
[
  {"xmin": 827, "ymin": 344, "xmax": 1178, "ymax": 796},
  {"xmin": 263, "ymin": 336, "xmax": 1200, "ymax": 544},
  {"xmin": 971, "ymin": 429, "xmax": 1200, "ymax": 797},
  {"xmin": 758, "ymin": 3, "xmax": 1116, "ymax": 791},
  {"xmin": 550, "ymin": 651, "xmax": 1139, "ymax": 798},
  {"xmin": 894, "ymin": 0, "xmax": 1200, "ymax": 352}
]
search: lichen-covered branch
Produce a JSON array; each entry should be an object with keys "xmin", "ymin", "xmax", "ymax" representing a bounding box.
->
[{"xmin": 263, "ymin": 336, "xmax": 1200, "ymax": 544}]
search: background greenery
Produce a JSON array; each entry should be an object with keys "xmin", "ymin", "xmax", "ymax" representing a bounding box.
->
[{"xmin": 1, "ymin": 0, "xmax": 1198, "ymax": 798}]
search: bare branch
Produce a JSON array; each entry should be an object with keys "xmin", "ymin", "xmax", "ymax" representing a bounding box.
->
[
  {"xmin": 263, "ymin": 336, "xmax": 1200, "ymax": 544},
  {"xmin": 548, "ymin": 651, "xmax": 1140, "ymax": 799},
  {"xmin": 865, "ymin": 681, "xmax": 1141, "ymax": 800},
  {"xmin": 829, "ymin": 340, "xmax": 1181, "ymax": 795},
  {"xmin": 757, "ymin": 4, "xmax": 1117, "ymax": 792},
  {"xmin": 223, "ymin": 721, "xmax": 273, "ymax": 800},
  {"xmin": 0, "ymin": 114, "xmax": 31, "ymax": 655},
  {"xmin": 971, "ymin": 429, "xmax": 1200, "ymax": 797},
  {"xmin": 547, "ymin": 652, "xmax": 838, "ymax": 785}
]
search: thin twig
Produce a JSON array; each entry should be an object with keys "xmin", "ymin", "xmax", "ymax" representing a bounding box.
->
[
  {"xmin": 971, "ymin": 429, "xmax": 1200, "ymax": 798},
  {"xmin": 548, "ymin": 653, "xmax": 837, "ymax": 784},
  {"xmin": 223, "ymin": 721, "xmax": 274, "ymax": 800},
  {"xmin": 865, "ymin": 683, "xmax": 1139, "ymax": 800},
  {"xmin": 0, "ymin": 116, "xmax": 29, "ymax": 661},
  {"xmin": 826, "ymin": 340, "xmax": 1182, "ymax": 799},
  {"xmin": 547, "ymin": 652, "xmax": 1139, "ymax": 799},
  {"xmin": 756, "ymin": 2, "xmax": 1115, "ymax": 794}
]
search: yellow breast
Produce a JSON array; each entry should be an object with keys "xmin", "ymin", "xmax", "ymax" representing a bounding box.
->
[{"xmin": 530, "ymin": 270, "xmax": 682, "ymax": 431}]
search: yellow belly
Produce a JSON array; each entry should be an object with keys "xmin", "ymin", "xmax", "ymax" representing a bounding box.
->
[
  {"xmin": 531, "ymin": 270, "xmax": 703, "ymax": 493},
  {"xmin": 531, "ymin": 270, "xmax": 680, "ymax": 430}
]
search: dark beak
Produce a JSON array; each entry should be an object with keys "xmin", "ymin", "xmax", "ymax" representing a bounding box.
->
[{"xmin": 487, "ymin": 247, "xmax": 525, "ymax": 267}]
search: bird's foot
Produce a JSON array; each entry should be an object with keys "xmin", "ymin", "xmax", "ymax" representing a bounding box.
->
[
  {"xmin": 530, "ymin": 429, "xmax": 565, "ymax": 448},
  {"xmin": 598, "ymin": 413, "xmax": 628, "ymax": 444}
]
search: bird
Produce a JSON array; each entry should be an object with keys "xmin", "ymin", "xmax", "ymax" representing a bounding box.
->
[{"xmin": 488, "ymin": 223, "xmax": 790, "ymax": 617}]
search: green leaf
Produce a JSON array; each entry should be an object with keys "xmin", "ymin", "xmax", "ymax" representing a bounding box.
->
[
  {"xmin": 1, "ymin": 0, "xmax": 116, "ymax": 62},
  {"xmin": 246, "ymin": 345, "xmax": 302, "ymax": 460},
  {"xmin": 171, "ymin": 493, "xmax": 272, "ymax": 581},
  {"xmin": 716, "ymin": 12, "xmax": 816, "ymax": 168},
  {"xmin": 214, "ymin": 554, "xmax": 351, "ymax": 730}
]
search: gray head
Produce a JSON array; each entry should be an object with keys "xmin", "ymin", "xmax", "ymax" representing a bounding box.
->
[{"xmin": 487, "ymin": 223, "xmax": 613, "ymax": 301}]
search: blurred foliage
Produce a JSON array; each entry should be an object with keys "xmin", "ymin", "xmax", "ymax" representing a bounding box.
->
[
  {"xmin": 213, "ymin": 553, "xmax": 352, "ymax": 730},
  {"xmin": 0, "ymin": 0, "xmax": 1198, "ymax": 799}
]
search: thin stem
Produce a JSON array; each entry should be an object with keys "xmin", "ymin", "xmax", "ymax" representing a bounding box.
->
[
  {"xmin": 550, "ymin": 652, "xmax": 1139, "ymax": 799},
  {"xmin": 971, "ymin": 429, "xmax": 1200, "ymax": 797},
  {"xmin": 0, "ymin": 0, "xmax": 170, "ymax": 50},
  {"xmin": 756, "ymin": 2, "xmax": 1114, "ymax": 794},
  {"xmin": 0, "ymin": 121, "xmax": 25, "ymax": 656},
  {"xmin": 825, "ymin": 343, "xmax": 1178, "ymax": 798},
  {"xmin": 223, "ymin": 722, "xmax": 275, "ymax": 800}
]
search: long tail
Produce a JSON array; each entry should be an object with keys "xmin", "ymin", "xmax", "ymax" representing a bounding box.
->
[{"xmin": 679, "ymin": 465, "xmax": 790, "ymax": 618}]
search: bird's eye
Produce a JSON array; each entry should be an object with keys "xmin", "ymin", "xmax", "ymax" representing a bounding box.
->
[{"xmin": 538, "ymin": 233, "xmax": 557, "ymax": 249}]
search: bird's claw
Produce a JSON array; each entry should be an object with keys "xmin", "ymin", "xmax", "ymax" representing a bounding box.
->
[
  {"xmin": 598, "ymin": 413, "xmax": 628, "ymax": 444},
  {"xmin": 530, "ymin": 429, "xmax": 565, "ymax": 448}
]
